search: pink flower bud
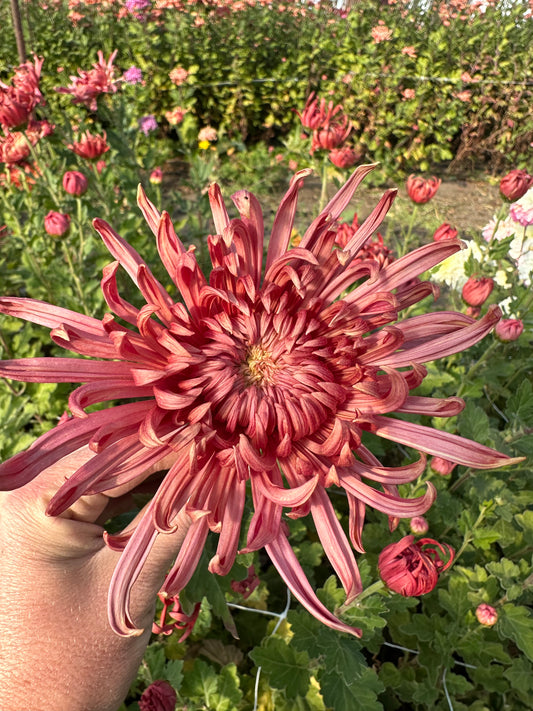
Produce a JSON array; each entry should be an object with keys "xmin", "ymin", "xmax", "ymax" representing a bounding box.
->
[
  {"xmin": 499, "ymin": 169, "xmax": 532, "ymax": 202},
  {"xmin": 139, "ymin": 681, "xmax": 177, "ymax": 711},
  {"xmin": 329, "ymin": 146, "xmax": 361, "ymax": 169},
  {"xmin": 44, "ymin": 210, "xmax": 71, "ymax": 236},
  {"xmin": 462, "ymin": 276, "xmax": 494, "ymax": 307},
  {"xmin": 495, "ymin": 318, "xmax": 523, "ymax": 342},
  {"xmin": 150, "ymin": 167, "xmax": 163, "ymax": 184},
  {"xmin": 406, "ymin": 174, "xmax": 441, "ymax": 204},
  {"xmin": 475, "ymin": 603, "xmax": 498, "ymax": 626},
  {"xmin": 62, "ymin": 170, "xmax": 88, "ymax": 196},
  {"xmin": 433, "ymin": 223, "xmax": 458, "ymax": 242},
  {"xmin": 430, "ymin": 457, "xmax": 457, "ymax": 476},
  {"xmin": 410, "ymin": 516, "xmax": 429, "ymax": 535}
]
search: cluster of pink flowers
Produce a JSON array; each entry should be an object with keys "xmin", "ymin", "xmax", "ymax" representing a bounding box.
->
[
  {"xmin": 298, "ymin": 93, "xmax": 359, "ymax": 168},
  {"xmin": 165, "ymin": 106, "xmax": 187, "ymax": 125},
  {"xmin": 169, "ymin": 65, "xmax": 189, "ymax": 86},
  {"xmin": 0, "ymin": 55, "xmax": 44, "ymax": 130},
  {"xmin": 55, "ymin": 50, "xmax": 119, "ymax": 111}
]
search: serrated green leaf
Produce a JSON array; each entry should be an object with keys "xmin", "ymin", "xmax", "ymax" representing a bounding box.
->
[
  {"xmin": 143, "ymin": 644, "xmax": 166, "ymax": 681},
  {"xmin": 498, "ymin": 604, "xmax": 533, "ymax": 661},
  {"xmin": 457, "ymin": 402, "xmax": 491, "ymax": 444},
  {"xmin": 515, "ymin": 510, "xmax": 533, "ymax": 547},
  {"xmin": 180, "ymin": 659, "xmax": 219, "ymax": 705},
  {"xmin": 319, "ymin": 666, "xmax": 383, "ymax": 711},
  {"xmin": 503, "ymin": 656, "xmax": 533, "ymax": 695},
  {"xmin": 486, "ymin": 558, "xmax": 522, "ymax": 590},
  {"xmin": 287, "ymin": 610, "xmax": 322, "ymax": 658},
  {"xmin": 211, "ymin": 664, "xmax": 243, "ymax": 711},
  {"xmin": 507, "ymin": 380, "xmax": 533, "ymax": 426},
  {"xmin": 164, "ymin": 659, "xmax": 183, "ymax": 690},
  {"xmin": 249, "ymin": 637, "xmax": 311, "ymax": 699}
]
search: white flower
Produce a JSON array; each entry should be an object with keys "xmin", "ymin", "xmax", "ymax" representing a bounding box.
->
[
  {"xmin": 482, "ymin": 215, "xmax": 518, "ymax": 242},
  {"xmin": 493, "ymin": 269, "xmax": 509, "ymax": 287},
  {"xmin": 431, "ymin": 241, "xmax": 485, "ymax": 290}
]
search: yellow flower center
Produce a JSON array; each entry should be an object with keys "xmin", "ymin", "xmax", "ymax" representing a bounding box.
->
[{"xmin": 242, "ymin": 345, "xmax": 279, "ymax": 386}]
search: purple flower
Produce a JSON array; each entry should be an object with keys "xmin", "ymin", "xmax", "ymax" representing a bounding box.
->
[
  {"xmin": 123, "ymin": 66, "xmax": 143, "ymax": 85},
  {"xmin": 138, "ymin": 114, "xmax": 157, "ymax": 135}
]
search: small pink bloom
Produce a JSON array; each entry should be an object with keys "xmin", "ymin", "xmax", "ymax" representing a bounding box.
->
[
  {"xmin": 44, "ymin": 211, "xmax": 71, "ymax": 236},
  {"xmin": 455, "ymin": 90, "xmax": 472, "ymax": 102},
  {"xmin": 433, "ymin": 223, "xmax": 458, "ymax": 242},
  {"xmin": 402, "ymin": 88, "xmax": 415, "ymax": 100},
  {"xmin": 96, "ymin": 159, "xmax": 106, "ymax": 174},
  {"xmin": 169, "ymin": 65, "xmax": 189, "ymax": 86},
  {"xmin": 430, "ymin": 457, "xmax": 457, "ymax": 476},
  {"xmin": 150, "ymin": 167, "xmax": 163, "ymax": 185},
  {"xmin": 509, "ymin": 187, "xmax": 533, "ymax": 227},
  {"xmin": 371, "ymin": 23, "xmax": 392, "ymax": 43},
  {"xmin": 198, "ymin": 126, "xmax": 218, "ymax": 143},
  {"xmin": 379, "ymin": 535, "xmax": 454, "ymax": 596},
  {"xmin": 62, "ymin": 170, "xmax": 88, "ymax": 196},
  {"xmin": 139, "ymin": 680, "xmax": 177, "ymax": 711},
  {"xmin": 462, "ymin": 277, "xmax": 494, "ymax": 307},
  {"xmin": 406, "ymin": 175, "xmax": 441, "ymax": 203},
  {"xmin": 410, "ymin": 516, "xmax": 429, "ymax": 535},
  {"xmin": 499, "ymin": 169, "xmax": 532, "ymax": 202},
  {"xmin": 475, "ymin": 603, "xmax": 498, "ymax": 626},
  {"xmin": 288, "ymin": 159, "xmax": 298, "ymax": 172},
  {"xmin": 165, "ymin": 106, "xmax": 187, "ymax": 125},
  {"xmin": 297, "ymin": 92, "xmax": 345, "ymax": 132},
  {"xmin": 401, "ymin": 46, "xmax": 417, "ymax": 58},
  {"xmin": 495, "ymin": 318, "xmax": 523, "ymax": 342}
]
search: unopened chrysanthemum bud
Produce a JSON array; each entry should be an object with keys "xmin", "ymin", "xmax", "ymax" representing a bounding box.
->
[
  {"xmin": 475, "ymin": 603, "xmax": 498, "ymax": 626},
  {"xmin": 406, "ymin": 174, "xmax": 441, "ymax": 203},
  {"xmin": 62, "ymin": 170, "xmax": 88, "ymax": 196},
  {"xmin": 433, "ymin": 223, "xmax": 458, "ymax": 242},
  {"xmin": 410, "ymin": 516, "xmax": 429, "ymax": 535},
  {"xmin": 430, "ymin": 457, "xmax": 457, "ymax": 476},
  {"xmin": 499, "ymin": 169, "xmax": 532, "ymax": 202},
  {"xmin": 462, "ymin": 276, "xmax": 494, "ymax": 307},
  {"xmin": 44, "ymin": 211, "xmax": 71, "ymax": 236},
  {"xmin": 150, "ymin": 167, "xmax": 163, "ymax": 185},
  {"xmin": 495, "ymin": 318, "xmax": 523, "ymax": 342}
]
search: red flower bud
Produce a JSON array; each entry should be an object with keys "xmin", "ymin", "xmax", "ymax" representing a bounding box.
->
[
  {"xmin": 44, "ymin": 210, "xmax": 71, "ymax": 236},
  {"xmin": 430, "ymin": 457, "xmax": 457, "ymax": 476},
  {"xmin": 475, "ymin": 603, "xmax": 498, "ymax": 626},
  {"xmin": 139, "ymin": 681, "xmax": 177, "ymax": 711},
  {"xmin": 406, "ymin": 174, "xmax": 441, "ymax": 203},
  {"xmin": 329, "ymin": 146, "xmax": 361, "ymax": 169},
  {"xmin": 62, "ymin": 170, "xmax": 88, "ymax": 196},
  {"xmin": 433, "ymin": 222, "xmax": 458, "ymax": 242},
  {"xmin": 378, "ymin": 535, "xmax": 454, "ymax": 596},
  {"xmin": 462, "ymin": 276, "xmax": 494, "ymax": 306},
  {"xmin": 495, "ymin": 318, "xmax": 523, "ymax": 342},
  {"xmin": 150, "ymin": 167, "xmax": 163, "ymax": 184},
  {"xmin": 499, "ymin": 169, "xmax": 532, "ymax": 202}
]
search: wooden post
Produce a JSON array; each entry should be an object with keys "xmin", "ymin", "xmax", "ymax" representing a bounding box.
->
[{"xmin": 10, "ymin": 0, "xmax": 26, "ymax": 64}]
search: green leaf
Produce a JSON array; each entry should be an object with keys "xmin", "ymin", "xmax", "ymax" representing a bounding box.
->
[
  {"xmin": 507, "ymin": 380, "xmax": 533, "ymax": 426},
  {"xmin": 486, "ymin": 558, "xmax": 522, "ymax": 591},
  {"xmin": 163, "ymin": 659, "xmax": 184, "ymax": 690},
  {"xmin": 180, "ymin": 659, "xmax": 219, "ymax": 705},
  {"xmin": 503, "ymin": 656, "xmax": 533, "ymax": 695},
  {"xmin": 319, "ymin": 667, "xmax": 383, "ymax": 711},
  {"xmin": 457, "ymin": 402, "xmax": 491, "ymax": 445},
  {"xmin": 514, "ymin": 510, "xmax": 533, "ymax": 547},
  {"xmin": 498, "ymin": 604, "xmax": 533, "ymax": 662},
  {"xmin": 211, "ymin": 664, "xmax": 243, "ymax": 711},
  {"xmin": 249, "ymin": 637, "xmax": 311, "ymax": 699},
  {"xmin": 143, "ymin": 644, "xmax": 166, "ymax": 681}
]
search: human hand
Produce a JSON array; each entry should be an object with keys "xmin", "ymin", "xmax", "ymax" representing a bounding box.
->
[{"xmin": 0, "ymin": 447, "xmax": 190, "ymax": 711}]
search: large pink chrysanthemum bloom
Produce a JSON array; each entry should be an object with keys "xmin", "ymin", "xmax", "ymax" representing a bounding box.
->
[{"xmin": 0, "ymin": 165, "xmax": 519, "ymax": 638}]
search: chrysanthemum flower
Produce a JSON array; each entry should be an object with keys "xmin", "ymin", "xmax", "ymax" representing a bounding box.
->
[{"xmin": 0, "ymin": 165, "xmax": 520, "ymax": 638}]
